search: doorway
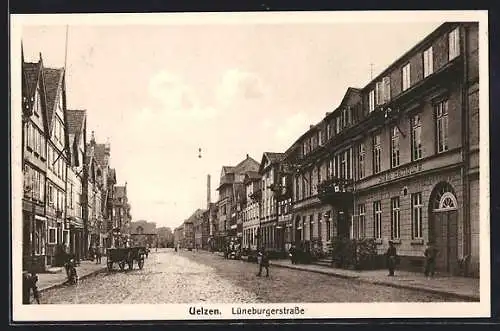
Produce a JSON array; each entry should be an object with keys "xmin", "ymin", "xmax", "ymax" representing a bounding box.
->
[{"xmin": 429, "ymin": 183, "xmax": 459, "ymax": 274}]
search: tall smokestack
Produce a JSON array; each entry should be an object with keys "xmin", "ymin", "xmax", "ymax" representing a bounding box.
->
[{"xmin": 206, "ymin": 174, "xmax": 211, "ymax": 208}]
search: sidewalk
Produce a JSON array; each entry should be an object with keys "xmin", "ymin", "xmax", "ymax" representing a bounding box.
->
[
  {"xmin": 270, "ymin": 259, "xmax": 480, "ymax": 301},
  {"xmin": 37, "ymin": 258, "xmax": 108, "ymax": 293}
]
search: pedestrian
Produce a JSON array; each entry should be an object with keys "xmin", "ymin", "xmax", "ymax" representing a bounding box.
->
[
  {"xmin": 95, "ymin": 244, "xmax": 102, "ymax": 264},
  {"xmin": 289, "ymin": 244, "xmax": 297, "ymax": 264},
  {"xmin": 386, "ymin": 240, "xmax": 397, "ymax": 276},
  {"xmin": 256, "ymin": 249, "xmax": 270, "ymax": 277},
  {"xmin": 424, "ymin": 241, "xmax": 438, "ymax": 278}
]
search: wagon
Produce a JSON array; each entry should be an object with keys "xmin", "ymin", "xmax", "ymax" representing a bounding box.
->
[{"xmin": 106, "ymin": 246, "xmax": 147, "ymax": 271}]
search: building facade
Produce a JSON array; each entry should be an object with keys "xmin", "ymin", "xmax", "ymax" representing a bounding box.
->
[
  {"xmin": 215, "ymin": 155, "xmax": 260, "ymax": 251},
  {"xmin": 22, "ymin": 53, "xmax": 48, "ymax": 271},
  {"xmin": 65, "ymin": 109, "xmax": 87, "ymax": 261},
  {"xmin": 242, "ymin": 172, "xmax": 261, "ymax": 251},
  {"xmin": 257, "ymin": 153, "xmax": 285, "ymax": 253},
  {"xmin": 112, "ymin": 184, "xmax": 132, "ymax": 247},
  {"xmin": 289, "ymin": 22, "xmax": 479, "ymax": 276}
]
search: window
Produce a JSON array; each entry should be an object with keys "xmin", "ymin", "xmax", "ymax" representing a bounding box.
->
[
  {"xmin": 335, "ymin": 116, "xmax": 341, "ymax": 134},
  {"xmin": 376, "ymin": 81, "xmax": 383, "ymax": 105},
  {"xmin": 369, "ymin": 90, "xmax": 375, "ymax": 112},
  {"xmin": 402, "ymin": 63, "xmax": 411, "ymax": 91},
  {"xmin": 34, "ymin": 90, "xmax": 41, "ymax": 116},
  {"xmin": 327, "ymin": 159, "xmax": 332, "ymax": 179},
  {"xmin": 423, "ymin": 46, "xmax": 434, "ymax": 77},
  {"xmin": 436, "ymin": 100, "xmax": 449, "ymax": 153},
  {"xmin": 340, "ymin": 151, "xmax": 346, "ymax": 179},
  {"xmin": 391, "ymin": 126, "xmax": 400, "ymax": 168},
  {"xmin": 411, "ymin": 114, "xmax": 423, "ymax": 160},
  {"xmin": 391, "ymin": 197, "xmax": 400, "ymax": 239},
  {"xmin": 358, "ymin": 204, "xmax": 366, "ymax": 239},
  {"xmin": 448, "ymin": 27, "xmax": 460, "ymax": 60},
  {"xmin": 48, "ymin": 227, "xmax": 57, "ymax": 244},
  {"xmin": 309, "ymin": 215, "xmax": 313, "ymax": 240},
  {"xmin": 26, "ymin": 123, "xmax": 32, "ymax": 149},
  {"xmin": 47, "ymin": 184, "xmax": 54, "ymax": 206},
  {"xmin": 308, "ymin": 171, "xmax": 313, "ymax": 196},
  {"xmin": 317, "ymin": 165, "xmax": 322, "ymax": 185},
  {"xmin": 373, "ymin": 134, "xmax": 382, "ymax": 174},
  {"xmin": 412, "ymin": 192, "xmax": 423, "ymax": 238},
  {"xmin": 373, "ymin": 201, "xmax": 382, "ymax": 239},
  {"xmin": 318, "ymin": 130, "xmax": 323, "ymax": 145},
  {"xmin": 317, "ymin": 212, "xmax": 322, "ymax": 239},
  {"xmin": 326, "ymin": 122, "xmax": 331, "ymax": 140},
  {"xmin": 358, "ymin": 143, "xmax": 365, "ymax": 179},
  {"xmin": 383, "ymin": 76, "xmax": 391, "ymax": 103}
]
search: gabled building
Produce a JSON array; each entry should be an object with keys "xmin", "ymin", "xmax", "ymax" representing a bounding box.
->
[
  {"xmin": 215, "ymin": 154, "xmax": 260, "ymax": 250},
  {"xmin": 65, "ymin": 109, "xmax": 87, "ymax": 261},
  {"xmin": 22, "ymin": 50, "xmax": 49, "ymax": 271},
  {"xmin": 43, "ymin": 64, "xmax": 71, "ymax": 266},
  {"xmin": 113, "ymin": 184, "xmax": 132, "ymax": 247},
  {"xmin": 84, "ymin": 132, "xmax": 106, "ymax": 250}
]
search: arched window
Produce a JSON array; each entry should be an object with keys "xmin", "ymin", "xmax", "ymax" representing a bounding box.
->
[{"xmin": 432, "ymin": 182, "xmax": 458, "ymax": 212}]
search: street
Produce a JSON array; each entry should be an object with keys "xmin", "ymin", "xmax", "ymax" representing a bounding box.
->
[{"xmin": 40, "ymin": 249, "xmax": 464, "ymax": 304}]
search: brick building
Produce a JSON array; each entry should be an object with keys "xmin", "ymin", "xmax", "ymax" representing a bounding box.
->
[{"xmin": 289, "ymin": 22, "xmax": 479, "ymax": 276}]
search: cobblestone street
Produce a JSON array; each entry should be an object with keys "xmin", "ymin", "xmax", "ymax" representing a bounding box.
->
[{"xmin": 39, "ymin": 249, "xmax": 464, "ymax": 304}]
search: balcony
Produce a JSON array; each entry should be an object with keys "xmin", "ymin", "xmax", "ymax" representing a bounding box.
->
[{"xmin": 317, "ymin": 177, "xmax": 354, "ymax": 207}]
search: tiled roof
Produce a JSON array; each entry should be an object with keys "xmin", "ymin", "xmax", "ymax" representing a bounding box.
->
[
  {"xmin": 43, "ymin": 67, "xmax": 64, "ymax": 131},
  {"xmin": 265, "ymin": 152, "xmax": 285, "ymax": 164},
  {"xmin": 66, "ymin": 109, "xmax": 86, "ymax": 136},
  {"xmin": 23, "ymin": 62, "xmax": 40, "ymax": 99},
  {"xmin": 94, "ymin": 144, "xmax": 107, "ymax": 166},
  {"xmin": 234, "ymin": 155, "xmax": 260, "ymax": 174}
]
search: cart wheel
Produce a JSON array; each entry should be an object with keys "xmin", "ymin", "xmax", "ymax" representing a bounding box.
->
[
  {"xmin": 138, "ymin": 259, "xmax": 144, "ymax": 270},
  {"xmin": 119, "ymin": 262, "xmax": 125, "ymax": 270},
  {"xmin": 107, "ymin": 262, "xmax": 113, "ymax": 271}
]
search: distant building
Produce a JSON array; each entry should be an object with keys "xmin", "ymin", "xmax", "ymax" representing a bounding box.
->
[
  {"xmin": 215, "ymin": 154, "xmax": 260, "ymax": 250},
  {"xmin": 130, "ymin": 220, "xmax": 157, "ymax": 247},
  {"xmin": 157, "ymin": 227, "xmax": 174, "ymax": 248}
]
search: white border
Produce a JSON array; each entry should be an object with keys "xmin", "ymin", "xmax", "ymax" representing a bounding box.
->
[{"xmin": 11, "ymin": 10, "xmax": 490, "ymax": 321}]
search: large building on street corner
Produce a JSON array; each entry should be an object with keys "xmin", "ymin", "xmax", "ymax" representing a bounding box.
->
[{"xmin": 289, "ymin": 22, "xmax": 479, "ymax": 276}]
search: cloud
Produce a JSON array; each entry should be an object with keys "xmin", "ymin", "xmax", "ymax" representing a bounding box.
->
[
  {"xmin": 147, "ymin": 70, "xmax": 219, "ymax": 121},
  {"xmin": 275, "ymin": 112, "xmax": 312, "ymax": 143},
  {"xmin": 216, "ymin": 69, "xmax": 266, "ymax": 107}
]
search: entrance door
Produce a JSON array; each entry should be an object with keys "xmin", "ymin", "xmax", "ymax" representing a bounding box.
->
[
  {"xmin": 337, "ymin": 210, "xmax": 349, "ymax": 239},
  {"xmin": 429, "ymin": 185, "xmax": 459, "ymax": 274},
  {"xmin": 430, "ymin": 211, "xmax": 458, "ymax": 273}
]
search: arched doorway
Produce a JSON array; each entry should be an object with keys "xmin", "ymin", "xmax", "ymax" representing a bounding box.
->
[{"xmin": 428, "ymin": 182, "xmax": 459, "ymax": 274}]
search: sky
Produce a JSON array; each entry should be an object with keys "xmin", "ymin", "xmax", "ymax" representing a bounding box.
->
[{"xmin": 20, "ymin": 17, "xmax": 443, "ymax": 230}]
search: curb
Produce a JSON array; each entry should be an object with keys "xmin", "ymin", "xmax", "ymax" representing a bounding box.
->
[
  {"xmin": 270, "ymin": 262, "xmax": 479, "ymax": 301},
  {"xmin": 38, "ymin": 267, "xmax": 107, "ymax": 294}
]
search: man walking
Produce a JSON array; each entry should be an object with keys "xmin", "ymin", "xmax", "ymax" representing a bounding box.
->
[
  {"xmin": 256, "ymin": 249, "xmax": 270, "ymax": 277},
  {"xmin": 424, "ymin": 241, "xmax": 438, "ymax": 278},
  {"xmin": 386, "ymin": 240, "xmax": 397, "ymax": 276}
]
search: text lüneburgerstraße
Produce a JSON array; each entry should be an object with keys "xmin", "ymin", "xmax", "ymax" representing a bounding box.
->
[{"xmin": 232, "ymin": 306, "xmax": 305, "ymax": 317}]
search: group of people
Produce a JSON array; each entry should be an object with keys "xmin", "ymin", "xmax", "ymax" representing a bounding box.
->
[{"xmin": 386, "ymin": 240, "xmax": 439, "ymax": 277}]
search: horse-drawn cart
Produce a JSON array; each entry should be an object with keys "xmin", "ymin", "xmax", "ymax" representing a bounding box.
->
[{"xmin": 106, "ymin": 246, "xmax": 147, "ymax": 271}]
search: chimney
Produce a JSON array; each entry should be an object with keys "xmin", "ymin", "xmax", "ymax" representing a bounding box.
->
[{"xmin": 207, "ymin": 174, "xmax": 211, "ymax": 208}]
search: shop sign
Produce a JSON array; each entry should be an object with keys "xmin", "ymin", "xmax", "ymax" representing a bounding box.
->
[{"xmin": 378, "ymin": 162, "xmax": 423, "ymax": 183}]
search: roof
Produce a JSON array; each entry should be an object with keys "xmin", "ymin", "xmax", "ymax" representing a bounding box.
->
[
  {"xmin": 259, "ymin": 152, "xmax": 285, "ymax": 174},
  {"xmin": 66, "ymin": 109, "xmax": 86, "ymax": 136},
  {"xmin": 265, "ymin": 152, "xmax": 285, "ymax": 164},
  {"xmin": 114, "ymin": 186, "xmax": 126, "ymax": 199},
  {"xmin": 244, "ymin": 171, "xmax": 261, "ymax": 181},
  {"xmin": 43, "ymin": 67, "xmax": 64, "ymax": 131},
  {"xmin": 94, "ymin": 144, "xmax": 108, "ymax": 166},
  {"xmin": 23, "ymin": 62, "xmax": 40, "ymax": 99},
  {"xmin": 234, "ymin": 155, "xmax": 260, "ymax": 174}
]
